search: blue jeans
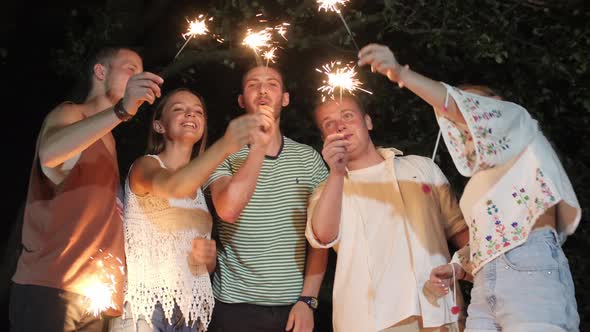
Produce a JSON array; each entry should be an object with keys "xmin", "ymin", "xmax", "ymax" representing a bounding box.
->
[
  {"xmin": 465, "ymin": 228, "xmax": 579, "ymax": 331},
  {"xmin": 109, "ymin": 301, "xmax": 198, "ymax": 332}
]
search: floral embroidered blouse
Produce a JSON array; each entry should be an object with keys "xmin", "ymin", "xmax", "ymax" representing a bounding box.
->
[{"xmin": 437, "ymin": 84, "xmax": 581, "ymax": 275}]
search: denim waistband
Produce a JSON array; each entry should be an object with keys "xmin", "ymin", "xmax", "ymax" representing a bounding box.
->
[{"xmin": 527, "ymin": 226, "xmax": 559, "ymax": 244}]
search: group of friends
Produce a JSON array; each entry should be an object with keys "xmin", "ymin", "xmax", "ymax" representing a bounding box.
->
[{"xmin": 9, "ymin": 42, "xmax": 581, "ymax": 332}]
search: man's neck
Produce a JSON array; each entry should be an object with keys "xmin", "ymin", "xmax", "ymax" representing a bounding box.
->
[
  {"xmin": 264, "ymin": 125, "xmax": 283, "ymax": 157},
  {"xmin": 346, "ymin": 143, "xmax": 384, "ymax": 171}
]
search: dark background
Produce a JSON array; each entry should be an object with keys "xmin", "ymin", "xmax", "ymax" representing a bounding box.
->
[{"xmin": 1, "ymin": 0, "xmax": 589, "ymax": 330}]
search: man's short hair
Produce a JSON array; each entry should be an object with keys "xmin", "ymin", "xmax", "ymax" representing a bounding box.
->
[
  {"xmin": 240, "ymin": 63, "xmax": 287, "ymax": 92},
  {"xmin": 312, "ymin": 94, "xmax": 367, "ymax": 128}
]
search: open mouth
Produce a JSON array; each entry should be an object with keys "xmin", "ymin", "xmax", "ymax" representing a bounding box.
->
[{"xmin": 181, "ymin": 122, "xmax": 197, "ymax": 129}]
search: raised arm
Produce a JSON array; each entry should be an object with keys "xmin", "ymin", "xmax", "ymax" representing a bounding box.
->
[
  {"xmin": 357, "ymin": 44, "xmax": 466, "ymax": 125},
  {"xmin": 130, "ymin": 114, "xmax": 261, "ymax": 199},
  {"xmin": 209, "ymin": 106, "xmax": 275, "ymax": 223},
  {"xmin": 39, "ymin": 72, "xmax": 163, "ymax": 168},
  {"xmin": 309, "ymin": 133, "xmax": 349, "ymax": 244}
]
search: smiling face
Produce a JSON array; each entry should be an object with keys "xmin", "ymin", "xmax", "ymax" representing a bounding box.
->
[
  {"xmin": 315, "ymin": 96, "xmax": 374, "ymax": 161},
  {"xmin": 155, "ymin": 90, "xmax": 206, "ymax": 144},
  {"xmin": 238, "ymin": 66, "xmax": 289, "ymax": 118}
]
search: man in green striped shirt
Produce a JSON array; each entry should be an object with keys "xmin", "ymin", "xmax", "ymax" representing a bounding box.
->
[{"xmin": 205, "ymin": 65, "xmax": 329, "ymax": 332}]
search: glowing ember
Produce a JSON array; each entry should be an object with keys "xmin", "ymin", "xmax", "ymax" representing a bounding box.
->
[
  {"xmin": 82, "ymin": 251, "xmax": 124, "ymax": 317},
  {"xmin": 182, "ymin": 15, "xmax": 210, "ymax": 39},
  {"xmin": 317, "ymin": 0, "xmax": 349, "ymax": 13}
]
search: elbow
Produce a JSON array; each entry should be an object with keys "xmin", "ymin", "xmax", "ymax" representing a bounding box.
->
[
  {"xmin": 38, "ymin": 149, "xmax": 59, "ymax": 168},
  {"xmin": 315, "ymin": 230, "xmax": 336, "ymax": 246},
  {"xmin": 216, "ymin": 208, "xmax": 239, "ymax": 223}
]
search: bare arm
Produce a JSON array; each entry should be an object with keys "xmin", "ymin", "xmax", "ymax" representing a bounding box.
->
[
  {"xmin": 209, "ymin": 107, "xmax": 275, "ymax": 223},
  {"xmin": 209, "ymin": 146, "xmax": 266, "ymax": 222},
  {"xmin": 300, "ymin": 246, "xmax": 328, "ymax": 298},
  {"xmin": 131, "ymin": 115, "xmax": 261, "ymax": 199},
  {"xmin": 285, "ymin": 246, "xmax": 329, "ymax": 331},
  {"xmin": 310, "ymin": 133, "xmax": 349, "ymax": 244},
  {"xmin": 39, "ymin": 72, "xmax": 163, "ymax": 168},
  {"xmin": 357, "ymin": 43, "xmax": 466, "ymax": 125},
  {"xmin": 38, "ymin": 103, "xmax": 123, "ymax": 168}
]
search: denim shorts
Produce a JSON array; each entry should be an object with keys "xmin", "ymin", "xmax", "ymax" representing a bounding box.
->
[
  {"xmin": 465, "ymin": 228, "xmax": 579, "ymax": 332},
  {"xmin": 109, "ymin": 301, "xmax": 198, "ymax": 332}
]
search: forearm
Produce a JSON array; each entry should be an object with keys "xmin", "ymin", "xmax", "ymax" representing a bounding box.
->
[
  {"xmin": 310, "ymin": 173, "xmax": 344, "ymax": 244},
  {"xmin": 206, "ymin": 258, "xmax": 216, "ymax": 274},
  {"xmin": 214, "ymin": 146, "xmax": 266, "ymax": 222},
  {"xmin": 153, "ymin": 137, "xmax": 231, "ymax": 198},
  {"xmin": 397, "ymin": 67, "xmax": 466, "ymax": 125},
  {"xmin": 300, "ymin": 247, "xmax": 328, "ymax": 297},
  {"xmin": 39, "ymin": 108, "xmax": 122, "ymax": 168}
]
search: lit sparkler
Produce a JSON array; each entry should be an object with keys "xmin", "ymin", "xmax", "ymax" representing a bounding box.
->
[
  {"xmin": 263, "ymin": 47, "xmax": 278, "ymax": 66},
  {"xmin": 174, "ymin": 15, "xmax": 212, "ymax": 59},
  {"xmin": 242, "ymin": 28, "xmax": 274, "ymax": 54},
  {"xmin": 316, "ymin": 61, "xmax": 372, "ymax": 102},
  {"xmin": 83, "ymin": 251, "xmax": 125, "ymax": 317},
  {"xmin": 317, "ymin": 0, "xmax": 359, "ymax": 50}
]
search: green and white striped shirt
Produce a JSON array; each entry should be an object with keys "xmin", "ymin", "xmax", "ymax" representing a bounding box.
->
[{"xmin": 205, "ymin": 136, "xmax": 328, "ymax": 305}]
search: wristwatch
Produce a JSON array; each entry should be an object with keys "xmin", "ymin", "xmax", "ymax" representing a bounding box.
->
[
  {"xmin": 113, "ymin": 98, "xmax": 133, "ymax": 122},
  {"xmin": 298, "ymin": 296, "xmax": 318, "ymax": 310}
]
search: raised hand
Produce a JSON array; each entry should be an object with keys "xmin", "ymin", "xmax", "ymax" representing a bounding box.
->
[
  {"xmin": 251, "ymin": 105, "xmax": 275, "ymax": 147},
  {"xmin": 357, "ymin": 44, "xmax": 404, "ymax": 83},
  {"xmin": 122, "ymin": 72, "xmax": 164, "ymax": 115},
  {"xmin": 322, "ymin": 133, "xmax": 350, "ymax": 176},
  {"xmin": 222, "ymin": 114, "xmax": 264, "ymax": 153}
]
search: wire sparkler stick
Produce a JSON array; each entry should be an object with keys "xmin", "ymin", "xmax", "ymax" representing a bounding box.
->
[{"xmin": 317, "ymin": 0, "xmax": 359, "ymax": 50}]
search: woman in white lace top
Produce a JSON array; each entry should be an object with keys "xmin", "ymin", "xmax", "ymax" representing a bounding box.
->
[
  {"xmin": 110, "ymin": 88, "xmax": 267, "ymax": 332},
  {"xmin": 358, "ymin": 44, "xmax": 580, "ymax": 331}
]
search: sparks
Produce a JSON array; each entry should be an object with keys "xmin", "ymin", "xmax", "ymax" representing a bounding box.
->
[
  {"xmin": 263, "ymin": 47, "xmax": 278, "ymax": 64},
  {"xmin": 182, "ymin": 15, "xmax": 210, "ymax": 39},
  {"xmin": 316, "ymin": 61, "xmax": 372, "ymax": 102},
  {"xmin": 242, "ymin": 28, "xmax": 274, "ymax": 53},
  {"xmin": 82, "ymin": 254, "xmax": 124, "ymax": 317},
  {"xmin": 317, "ymin": 0, "xmax": 349, "ymax": 13},
  {"xmin": 274, "ymin": 23, "xmax": 290, "ymax": 40}
]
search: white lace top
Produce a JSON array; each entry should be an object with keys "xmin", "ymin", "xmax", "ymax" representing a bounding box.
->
[{"xmin": 123, "ymin": 155, "xmax": 214, "ymax": 330}]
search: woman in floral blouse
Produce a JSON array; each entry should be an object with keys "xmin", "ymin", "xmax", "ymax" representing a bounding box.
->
[{"xmin": 358, "ymin": 43, "xmax": 581, "ymax": 331}]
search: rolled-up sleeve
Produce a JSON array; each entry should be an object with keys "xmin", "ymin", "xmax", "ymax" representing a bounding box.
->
[{"xmin": 436, "ymin": 83, "xmax": 536, "ymax": 177}]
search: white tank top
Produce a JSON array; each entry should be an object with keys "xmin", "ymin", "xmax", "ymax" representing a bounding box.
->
[{"xmin": 123, "ymin": 154, "xmax": 214, "ymax": 330}]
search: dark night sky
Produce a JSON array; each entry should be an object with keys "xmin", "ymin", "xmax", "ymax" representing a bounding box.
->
[{"xmin": 3, "ymin": 2, "xmax": 72, "ymax": 233}]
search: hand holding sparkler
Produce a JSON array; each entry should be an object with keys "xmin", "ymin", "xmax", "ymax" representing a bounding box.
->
[
  {"xmin": 357, "ymin": 44, "xmax": 408, "ymax": 85},
  {"xmin": 321, "ymin": 133, "xmax": 350, "ymax": 176},
  {"xmin": 316, "ymin": 61, "xmax": 372, "ymax": 103}
]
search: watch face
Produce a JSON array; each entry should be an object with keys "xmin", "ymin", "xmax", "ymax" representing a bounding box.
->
[{"xmin": 310, "ymin": 297, "xmax": 318, "ymax": 309}]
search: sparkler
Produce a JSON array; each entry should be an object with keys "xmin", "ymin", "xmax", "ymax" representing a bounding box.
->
[
  {"xmin": 316, "ymin": 61, "xmax": 372, "ymax": 103},
  {"xmin": 317, "ymin": 0, "xmax": 359, "ymax": 50},
  {"xmin": 174, "ymin": 15, "xmax": 212, "ymax": 60},
  {"xmin": 83, "ymin": 251, "xmax": 125, "ymax": 317},
  {"xmin": 242, "ymin": 22, "xmax": 289, "ymax": 67}
]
